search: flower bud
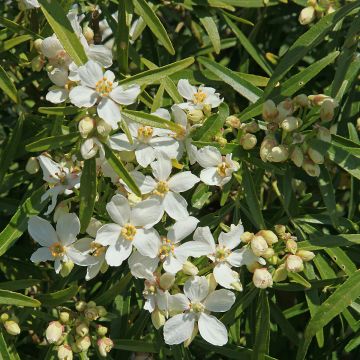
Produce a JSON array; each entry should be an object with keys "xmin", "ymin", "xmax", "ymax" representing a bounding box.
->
[
  {"xmin": 97, "ymin": 306, "xmax": 107, "ymax": 317},
  {"xmin": 151, "ymin": 309, "xmax": 165, "ymax": 329},
  {"xmin": 76, "ymin": 323, "xmax": 89, "ymax": 337},
  {"xmin": 33, "ymin": 39, "xmax": 43, "ymax": 53},
  {"xmin": 274, "ymin": 224, "xmax": 286, "ymax": 236},
  {"xmin": 58, "ymin": 344, "xmax": 73, "ymax": 360},
  {"xmin": 297, "ymin": 250, "xmax": 315, "ymax": 262},
  {"xmin": 286, "ymin": 255, "xmax": 304, "ymax": 272},
  {"xmin": 119, "ymin": 150, "xmax": 136, "ymax": 163},
  {"xmin": 299, "ymin": 6, "xmax": 316, "ymax": 25},
  {"xmin": 240, "ymin": 231, "xmax": 254, "ymax": 244},
  {"xmin": 320, "ymin": 99, "xmax": 336, "ymax": 122},
  {"xmin": 159, "ymin": 273, "xmax": 175, "ymax": 290},
  {"xmin": 26, "ymin": 156, "xmax": 40, "ymax": 174},
  {"xmin": 84, "ymin": 306, "xmax": 99, "ymax": 321},
  {"xmin": 253, "ymin": 268, "xmax": 273, "ymax": 289},
  {"xmin": 267, "ymin": 145, "xmax": 289, "ymax": 162},
  {"xmin": 96, "ymin": 119, "xmax": 112, "ymax": 138},
  {"xmin": 281, "ymin": 116, "xmax": 299, "ymax": 132},
  {"xmin": 4, "ymin": 320, "xmax": 20, "ymax": 336},
  {"xmin": 97, "ymin": 325, "xmax": 108, "ymax": 336},
  {"xmin": 184, "ymin": 324, "xmax": 198, "ymax": 348},
  {"xmin": 294, "ymin": 94, "xmax": 309, "ymax": 107},
  {"xmin": 291, "ymin": 146, "xmax": 304, "ymax": 167},
  {"xmin": 54, "ymin": 202, "xmax": 69, "ymax": 223},
  {"xmin": 46, "ymin": 321, "xmax": 63, "ymax": 343},
  {"xmin": 182, "ymin": 261, "xmax": 199, "ymax": 276},
  {"xmin": 31, "ymin": 55, "xmax": 45, "ymax": 72},
  {"xmin": 243, "ymin": 120, "xmax": 260, "ymax": 133},
  {"xmin": 262, "ymin": 100, "xmax": 278, "ymax": 121},
  {"xmin": 308, "ymin": 147, "xmax": 324, "ymax": 164},
  {"xmin": 277, "ymin": 99, "xmax": 294, "ymax": 122},
  {"xmin": 262, "ymin": 247, "xmax": 275, "ymax": 259},
  {"xmin": 260, "ymin": 135, "xmax": 278, "ymax": 162},
  {"xmin": 272, "ymin": 264, "xmax": 288, "ymax": 282},
  {"xmin": 308, "ymin": 94, "xmax": 330, "ymax": 106},
  {"xmin": 79, "ymin": 117, "xmax": 95, "ymax": 138},
  {"xmin": 286, "ymin": 238, "xmax": 298, "ymax": 254},
  {"xmin": 60, "ymin": 260, "xmax": 74, "ymax": 277},
  {"xmin": 225, "ymin": 115, "xmax": 241, "ymax": 129},
  {"xmin": 216, "ymin": 136, "xmax": 227, "ymax": 147},
  {"xmin": 256, "ymin": 230, "xmax": 278, "ymax": 245},
  {"xmin": 0, "ymin": 313, "xmax": 9, "ymax": 322},
  {"xmin": 246, "ymin": 261, "xmax": 262, "ymax": 273},
  {"xmin": 317, "ymin": 126, "xmax": 331, "ymax": 142},
  {"xmin": 203, "ymin": 104, "xmax": 212, "ymax": 117},
  {"xmin": 302, "ymin": 158, "xmax": 320, "ymax": 177},
  {"xmin": 97, "ymin": 337, "xmax": 114, "ymax": 357},
  {"xmin": 76, "ymin": 336, "xmax": 91, "ymax": 351},
  {"xmin": 187, "ymin": 109, "xmax": 204, "ymax": 124},
  {"xmin": 206, "ymin": 273, "xmax": 217, "ymax": 293},
  {"xmin": 240, "ymin": 133, "xmax": 257, "ymax": 150},
  {"xmin": 75, "ymin": 301, "xmax": 87, "ymax": 312},
  {"xmin": 59, "ymin": 311, "xmax": 70, "ymax": 324},
  {"xmin": 251, "ymin": 236, "xmax": 268, "ymax": 257},
  {"xmin": 83, "ymin": 26, "xmax": 94, "ymax": 43}
]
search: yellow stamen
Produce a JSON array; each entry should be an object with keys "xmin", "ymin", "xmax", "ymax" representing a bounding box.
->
[
  {"xmin": 137, "ymin": 126, "xmax": 154, "ymax": 142},
  {"xmin": 95, "ymin": 77, "xmax": 114, "ymax": 97},
  {"xmin": 121, "ymin": 223, "xmax": 137, "ymax": 241},
  {"xmin": 193, "ymin": 90, "xmax": 207, "ymax": 104},
  {"xmin": 153, "ymin": 181, "xmax": 169, "ymax": 197},
  {"xmin": 49, "ymin": 242, "xmax": 65, "ymax": 258},
  {"xmin": 90, "ymin": 242, "xmax": 106, "ymax": 257},
  {"xmin": 217, "ymin": 162, "xmax": 230, "ymax": 177}
]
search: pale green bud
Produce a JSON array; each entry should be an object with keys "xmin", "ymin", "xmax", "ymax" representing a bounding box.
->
[
  {"xmin": 58, "ymin": 344, "xmax": 73, "ymax": 360},
  {"xmin": 286, "ymin": 255, "xmax": 304, "ymax": 273},
  {"xmin": 281, "ymin": 116, "xmax": 299, "ymax": 132},
  {"xmin": 297, "ymin": 250, "xmax": 315, "ymax": 262},
  {"xmin": 267, "ymin": 145, "xmax": 289, "ymax": 162},
  {"xmin": 60, "ymin": 260, "xmax": 74, "ymax": 277},
  {"xmin": 308, "ymin": 147, "xmax": 324, "ymax": 164},
  {"xmin": 4, "ymin": 320, "xmax": 20, "ymax": 336},
  {"xmin": 79, "ymin": 117, "xmax": 95, "ymax": 138},
  {"xmin": 302, "ymin": 158, "xmax": 320, "ymax": 177},
  {"xmin": 253, "ymin": 268, "xmax": 273, "ymax": 289},
  {"xmin": 240, "ymin": 133, "xmax": 257, "ymax": 150},
  {"xmin": 257, "ymin": 230, "xmax": 278, "ymax": 245},
  {"xmin": 159, "ymin": 273, "xmax": 175, "ymax": 290},
  {"xmin": 225, "ymin": 115, "xmax": 241, "ymax": 129},
  {"xmin": 187, "ymin": 109, "xmax": 204, "ymax": 124},
  {"xmin": 76, "ymin": 323, "xmax": 89, "ymax": 337},
  {"xmin": 46, "ymin": 321, "xmax": 63, "ymax": 343},
  {"xmin": 182, "ymin": 261, "xmax": 199, "ymax": 276},
  {"xmin": 97, "ymin": 337, "xmax": 114, "ymax": 357},
  {"xmin": 151, "ymin": 309, "xmax": 165, "ymax": 330},
  {"xmin": 240, "ymin": 231, "xmax": 254, "ymax": 244},
  {"xmin": 251, "ymin": 236, "xmax": 268, "ymax": 257},
  {"xmin": 96, "ymin": 119, "xmax": 112, "ymax": 138},
  {"xmin": 25, "ymin": 156, "xmax": 40, "ymax": 174},
  {"xmin": 76, "ymin": 336, "xmax": 91, "ymax": 351},
  {"xmin": 299, "ymin": 6, "xmax": 316, "ymax": 25},
  {"xmin": 272, "ymin": 264, "xmax": 288, "ymax": 282},
  {"xmin": 291, "ymin": 146, "xmax": 304, "ymax": 167}
]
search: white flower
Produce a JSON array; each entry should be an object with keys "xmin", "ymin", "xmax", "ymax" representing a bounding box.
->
[
  {"xmin": 196, "ymin": 146, "xmax": 239, "ymax": 186},
  {"xmin": 94, "ymin": 194, "xmax": 162, "ymax": 266},
  {"xmin": 128, "ymin": 216, "xmax": 199, "ymax": 276},
  {"xmin": 109, "ymin": 108, "xmax": 180, "ymax": 167},
  {"xmin": 46, "ymin": 67, "xmax": 71, "ymax": 104},
  {"xmin": 19, "ymin": 0, "xmax": 40, "ymax": 9},
  {"xmin": 163, "ymin": 276, "xmax": 235, "ymax": 346},
  {"xmin": 81, "ymin": 137, "xmax": 105, "ymax": 160},
  {"xmin": 177, "ymin": 79, "xmax": 222, "ymax": 110},
  {"xmin": 69, "ymin": 60, "xmax": 140, "ymax": 129},
  {"xmin": 28, "ymin": 213, "xmax": 96, "ymax": 274},
  {"xmin": 38, "ymin": 155, "xmax": 81, "ymax": 215}
]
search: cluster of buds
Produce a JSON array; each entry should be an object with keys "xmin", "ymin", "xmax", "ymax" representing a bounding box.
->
[
  {"xmin": 241, "ymin": 226, "xmax": 315, "ymax": 289},
  {"xmin": 44, "ymin": 301, "xmax": 113, "ymax": 359},
  {"xmin": 225, "ymin": 115, "xmax": 259, "ymax": 150},
  {"xmin": 78, "ymin": 116, "xmax": 112, "ymax": 140},
  {"xmin": 0, "ymin": 313, "xmax": 21, "ymax": 336},
  {"xmin": 299, "ymin": 0, "xmax": 337, "ymax": 25}
]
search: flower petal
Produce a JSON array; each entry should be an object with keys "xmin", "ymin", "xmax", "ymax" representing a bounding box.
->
[
  {"xmin": 130, "ymin": 198, "xmax": 162, "ymax": 228},
  {"xmin": 174, "ymin": 241, "xmax": 212, "ymax": 263},
  {"xmin": 69, "ymin": 86, "xmax": 98, "ymax": 108},
  {"xmin": 169, "ymin": 293, "xmax": 190, "ymax": 312},
  {"xmin": 196, "ymin": 146, "xmax": 222, "ymax": 168},
  {"xmin": 163, "ymin": 313, "xmax": 196, "ymax": 345},
  {"xmin": 198, "ymin": 313, "xmax": 228, "ymax": 346},
  {"xmin": 200, "ymin": 167, "xmax": 223, "ymax": 186},
  {"xmin": 177, "ymin": 79, "xmax": 196, "ymax": 101},
  {"xmin": 128, "ymin": 251, "xmax": 158, "ymax": 278},
  {"xmin": 167, "ymin": 216, "xmax": 199, "ymax": 243},
  {"xmin": 105, "ymin": 240, "xmax": 132, "ymax": 266},
  {"xmin": 67, "ymin": 247, "xmax": 97, "ymax": 266},
  {"xmin": 228, "ymin": 248, "xmax": 259, "ymax": 267},
  {"xmin": 183, "ymin": 276, "xmax": 209, "ymax": 302},
  {"xmin": 163, "ymin": 192, "xmax": 188, "ymax": 221},
  {"xmin": 193, "ymin": 226, "xmax": 216, "ymax": 252},
  {"xmin": 28, "ymin": 216, "xmax": 57, "ymax": 247},
  {"xmin": 78, "ymin": 60, "xmax": 103, "ymax": 88},
  {"xmin": 133, "ymin": 228, "xmax": 161, "ymax": 258},
  {"xmin": 204, "ymin": 289, "xmax": 235, "ymax": 312},
  {"xmin": 95, "ymin": 223, "xmax": 122, "ymax": 246},
  {"xmin": 213, "ymin": 262, "xmax": 240, "ymax": 289},
  {"xmin": 110, "ymin": 84, "xmax": 140, "ymax": 105},
  {"xmin": 97, "ymin": 97, "xmax": 121, "ymax": 130},
  {"xmin": 218, "ymin": 223, "xmax": 244, "ymax": 250},
  {"xmin": 56, "ymin": 213, "xmax": 80, "ymax": 245},
  {"xmin": 168, "ymin": 171, "xmax": 200, "ymax": 193},
  {"xmin": 135, "ymin": 144, "xmax": 156, "ymax": 168},
  {"xmin": 106, "ymin": 194, "xmax": 131, "ymax": 225},
  {"xmin": 86, "ymin": 45, "xmax": 113, "ymax": 68},
  {"xmin": 163, "ymin": 254, "xmax": 183, "ymax": 274},
  {"xmin": 109, "ymin": 133, "xmax": 136, "ymax": 151},
  {"xmin": 151, "ymin": 156, "xmax": 172, "ymax": 181},
  {"xmin": 30, "ymin": 247, "xmax": 54, "ymax": 263},
  {"xmin": 46, "ymin": 87, "xmax": 68, "ymax": 104}
]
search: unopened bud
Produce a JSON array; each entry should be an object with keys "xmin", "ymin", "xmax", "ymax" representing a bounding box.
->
[
  {"xmin": 286, "ymin": 255, "xmax": 304, "ymax": 272},
  {"xmin": 60, "ymin": 260, "xmax": 74, "ymax": 277},
  {"xmin": 251, "ymin": 236, "xmax": 268, "ymax": 257},
  {"xmin": 53, "ymin": 202, "xmax": 69, "ymax": 223},
  {"xmin": 262, "ymin": 100, "xmax": 278, "ymax": 122},
  {"xmin": 79, "ymin": 117, "xmax": 95, "ymax": 138},
  {"xmin": 84, "ymin": 306, "xmax": 99, "ymax": 321},
  {"xmin": 97, "ymin": 337, "xmax": 114, "ymax": 357},
  {"xmin": 302, "ymin": 158, "xmax": 320, "ymax": 177},
  {"xmin": 281, "ymin": 116, "xmax": 299, "ymax": 132},
  {"xmin": 297, "ymin": 250, "xmax": 315, "ymax": 262},
  {"xmin": 83, "ymin": 26, "xmax": 94, "ymax": 43},
  {"xmin": 33, "ymin": 39, "xmax": 43, "ymax": 53},
  {"xmin": 267, "ymin": 145, "xmax": 289, "ymax": 162},
  {"xmin": 225, "ymin": 115, "xmax": 241, "ymax": 129},
  {"xmin": 119, "ymin": 150, "xmax": 136, "ymax": 163},
  {"xmin": 4, "ymin": 320, "xmax": 20, "ymax": 336},
  {"xmin": 75, "ymin": 301, "xmax": 87, "ymax": 312},
  {"xmin": 76, "ymin": 323, "xmax": 89, "ymax": 337},
  {"xmin": 151, "ymin": 309, "xmax": 165, "ymax": 329},
  {"xmin": 317, "ymin": 126, "xmax": 331, "ymax": 142},
  {"xmin": 253, "ymin": 268, "xmax": 273, "ymax": 289},
  {"xmin": 206, "ymin": 273, "xmax": 217, "ymax": 293},
  {"xmin": 262, "ymin": 247, "xmax": 275, "ymax": 259},
  {"xmin": 299, "ymin": 6, "xmax": 316, "ymax": 25},
  {"xmin": 46, "ymin": 321, "xmax": 63, "ymax": 343},
  {"xmin": 246, "ymin": 261, "xmax": 262, "ymax": 273},
  {"xmin": 257, "ymin": 230, "xmax": 278, "ymax": 245},
  {"xmin": 216, "ymin": 136, "xmax": 227, "ymax": 147},
  {"xmin": 308, "ymin": 147, "xmax": 324, "ymax": 164},
  {"xmin": 243, "ymin": 120, "xmax": 259, "ymax": 133},
  {"xmin": 127, "ymin": 193, "xmax": 142, "ymax": 206},
  {"xmin": 308, "ymin": 94, "xmax": 330, "ymax": 106},
  {"xmin": 97, "ymin": 306, "xmax": 107, "ymax": 317},
  {"xmin": 31, "ymin": 55, "xmax": 45, "ymax": 72},
  {"xmin": 96, "ymin": 119, "xmax": 112, "ymax": 138},
  {"xmin": 184, "ymin": 324, "xmax": 198, "ymax": 348},
  {"xmin": 274, "ymin": 224, "xmax": 286, "ymax": 236},
  {"xmin": 286, "ymin": 238, "xmax": 298, "ymax": 254},
  {"xmin": 187, "ymin": 109, "xmax": 205, "ymax": 124},
  {"xmin": 97, "ymin": 325, "xmax": 108, "ymax": 336},
  {"xmin": 240, "ymin": 133, "xmax": 257, "ymax": 150},
  {"xmin": 76, "ymin": 336, "xmax": 91, "ymax": 351},
  {"xmin": 272, "ymin": 264, "xmax": 288, "ymax": 282},
  {"xmin": 182, "ymin": 261, "xmax": 198, "ymax": 276},
  {"xmin": 277, "ymin": 99, "xmax": 294, "ymax": 122},
  {"xmin": 26, "ymin": 157, "xmax": 40, "ymax": 174},
  {"xmin": 320, "ymin": 99, "xmax": 336, "ymax": 122},
  {"xmin": 260, "ymin": 135, "xmax": 278, "ymax": 162},
  {"xmin": 0, "ymin": 313, "xmax": 9, "ymax": 322},
  {"xmin": 294, "ymin": 94, "xmax": 309, "ymax": 107},
  {"xmin": 240, "ymin": 231, "xmax": 254, "ymax": 244},
  {"xmin": 203, "ymin": 104, "xmax": 212, "ymax": 117},
  {"xmin": 159, "ymin": 273, "xmax": 175, "ymax": 290},
  {"xmin": 291, "ymin": 146, "xmax": 304, "ymax": 167},
  {"xmin": 58, "ymin": 344, "xmax": 73, "ymax": 360},
  {"xmin": 59, "ymin": 311, "xmax": 70, "ymax": 324}
]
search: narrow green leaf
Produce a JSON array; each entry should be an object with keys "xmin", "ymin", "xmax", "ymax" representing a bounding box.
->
[
  {"xmin": 198, "ymin": 9, "xmax": 221, "ymax": 54},
  {"xmin": 25, "ymin": 132, "xmax": 80, "ymax": 152},
  {"xmin": 113, "ymin": 339, "xmax": 159, "ymax": 353},
  {"xmin": 79, "ymin": 158, "xmax": 97, "ymax": 233},
  {"xmin": 38, "ymin": 106, "xmax": 80, "ymax": 115},
  {"xmin": 36, "ymin": 284, "xmax": 79, "ymax": 307},
  {"xmin": 0, "ymin": 331, "xmax": 12, "ymax": 360},
  {"xmin": 103, "ymin": 144, "xmax": 141, "ymax": 197},
  {"xmin": 1, "ymin": 34, "xmax": 32, "ymax": 52},
  {"xmin": 38, "ymin": 0, "xmax": 88, "ymax": 66},
  {"xmin": 324, "ymin": 247, "xmax": 356, "ymax": 275},
  {"xmin": 298, "ymin": 234, "xmax": 360, "ymax": 251},
  {"xmin": 0, "ymin": 290, "xmax": 40, "ymax": 307},
  {"xmin": 0, "ymin": 279, "xmax": 41, "ymax": 291},
  {"xmin": 0, "ymin": 16, "xmax": 42, "ymax": 39},
  {"xmin": 133, "ymin": 0, "xmax": 175, "ymax": 54},
  {"xmin": 117, "ymin": 0, "xmax": 130, "ymax": 73},
  {"xmin": 0, "ymin": 65, "xmax": 18, "ymax": 103}
]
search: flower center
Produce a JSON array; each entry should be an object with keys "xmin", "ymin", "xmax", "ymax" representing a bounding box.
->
[
  {"xmin": 190, "ymin": 302, "xmax": 205, "ymax": 313},
  {"xmin": 95, "ymin": 77, "xmax": 113, "ymax": 97},
  {"xmin": 215, "ymin": 245, "xmax": 231, "ymax": 262},
  {"xmin": 49, "ymin": 242, "xmax": 65, "ymax": 258},
  {"xmin": 159, "ymin": 238, "xmax": 175, "ymax": 259},
  {"xmin": 217, "ymin": 161, "xmax": 230, "ymax": 177},
  {"xmin": 90, "ymin": 242, "xmax": 106, "ymax": 257},
  {"xmin": 193, "ymin": 90, "xmax": 207, "ymax": 104},
  {"xmin": 121, "ymin": 223, "xmax": 137, "ymax": 241},
  {"xmin": 54, "ymin": 50, "xmax": 69, "ymax": 66},
  {"xmin": 137, "ymin": 126, "xmax": 154, "ymax": 142},
  {"xmin": 153, "ymin": 181, "xmax": 169, "ymax": 197}
]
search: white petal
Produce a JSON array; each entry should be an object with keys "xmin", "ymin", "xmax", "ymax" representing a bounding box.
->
[
  {"xmin": 69, "ymin": 86, "xmax": 98, "ymax": 108},
  {"xmin": 42, "ymin": 186, "xmax": 63, "ymax": 215},
  {"xmin": 123, "ymin": 171, "xmax": 156, "ymax": 194},
  {"xmin": 48, "ymin": 68, "xmax": 68, "ymax": 87},
  {"xmin": 151, "ymin": 156, "xmax": 172, "ymax": 181},
  {"xmin": 183, "ymin": 276, "xmax": 209, "ymax": 302},
  {"xmin": 177, "ymin": 79, "xmax": 196, "ymax": 101},
  {"xmin": 28, "ymin": 216, "xmax": 57, "ymax": 247},
  {"xmin": 56, "ymin": 213, "xmax": 80, "ymax": 245},
  {"xmin": 149, "ymin": 137, "xmax": 180, "ymax": 159},
  {"xmin": 152, "ymin": 108, "xmax": 171, "ymax": 120},
  {"xmin": 186, "ymin": 139, "xmax": 198, "ymax": 165},
  {"xmin": 164, "ymin": 313, "xmax": 196, "ymax": 345},
  {"xmin": 204, "ymin": 289, "xmax": 235, "ymax": 312},
  {"xmin": 86, "ymin": 45, "xmax": 113, "ymax": 68},
  {"xmin": 144, "ymin": 296, "xmax": 156, "ymax": 313},
  {"xmin": 193, "ymin": 227, "xmax": 216, "ymax": 252},
  {"xmin": 54, "ymin": 259, "xmax": 62, "ymax": 274},
  {"xmin": 228, "ymin": 248, "xmax": 259, "ymax": 267},
  {"xmin": 46, "ymin": 87, "xmax": 68, "ymax": 104},
  {"xmin": 168, "ymin": 293, "xmax": 190, "ymax": 312},
  {"xmin": 196, "ymin": 146, "xmax": 222, "ymax": 168},
  {"xmin": 171, "ymin": 104, "xmax": 187, "ymax": 128},
  {"xmin": 206, "ymin": 93, "xmax": 222, "ymax": 108},
  {"xmin": 163, "ymin": 254, "xmax": 183, "ymax": 274},
  {"xmin": 218, "ymin": 223, "xmax": 244, "ymax": 250},
  {"xmin": 73, "ymin": 237, "xmax": 93, "ymax": 253},
  {"xmin": 38, "ymin": 155, "xmax": 61, "ymax": 183},
  {"xmin": 30, "ymin": 247, "xmax": 53, "ymax": 263},
  {"xmin": 168, "ymin": 171, "xmax": 200, "ymax": 193},
  {"xmin": 135, "ymin": 144, "xmax": 156, "ymax": 168},
  {"xmin": 78, "ymin": 60, "xmax": 103, "ymax": 88},
  {"xmin": 130, "ymin": 198, "xmax": 162, "ymax": 228},
  {"xmin": 105, "ymin": 240, "xmax": 133, "ymax": 266},
  {"xmin": 163, "ymin": 192, "xmax": 188, "ymax": 221},
  {"xmin": 167, "ymin": 216, "xmax": 199, "ymax": 243},
  {"xmin": 86, "ymin": 259, "xmax": 104, "ymax": 280},
  {"xmin": 128, "ymin": 251, "xmax": 159, "ymax": 278},
  {"xmin": 109, "ymin": 133, "xmax": 136, "ymax": 151},
  {"xmin": 106, "ymin": 194, "xmax": 130, "ymax": 225},
  {"xmin": 81, "ymin": 138, "xmax": 100, "ymax": 159},
  {"xmin": 95, "ymin": 223, "xmax": 122, "ymax": 246},
  {"xmin": 110, "ymin": 84, "xmax": 140, "ymax": 105},
  {"xmin": 41, "ymin": 35, "xmax": 62, "ymax": 58},
  {"xmin": 213, "ymin": 262, "xmax": 239, "ymax": 289},
  {"xmin": 198, "ymin": 313, "xmax": 228, "ymax": 346},
  {"xmin": 174, "ymin": 241, "xmax": 212, "ymax": 263},
  {"xmin": 66, "ymin": 247, "xmax": 97, "ymax": 266},
  {"xmin": 200, "ymin": 167, "xmax": 223, "ymax": 186},
  {"xmin": 133, "ymin": 228, "xmax": 161, "ymax": 258},
  {"xmin": 97, "ymin": 97, "xmax": 121, "ymax": 130}
]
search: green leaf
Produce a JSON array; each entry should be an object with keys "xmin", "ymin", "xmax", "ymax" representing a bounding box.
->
[
  {"xmin": 37, "ymin": 0, "xmax": 88, "ymax": 66},
  {"xmin": 0, "ymin": 65, "xmax": 18, "ymax": 104},
  {"xmin": 133, "ymin": 0, "xmax": 175, "ymax": 54},
  {"xmin": 117, "ymin": 0, "xmax": 130, "ymax": 74},
  {"xmin": 296, "ymin": 270, "xmax": 360, "ymax": 360},
  {"xmin": 0, "ymin": 290, "xmax": 40, "ymax": 307},
  {"xmin": 298, "ymin": 234, "xmax": 360, "ymax": 251},
  {"xmin": 38, "ymin": 106, "xmax": 80, "ymax": 115},
  {"xmin": 103, "ymin": 144, "xmax": 141, "ymax": 197},
  {"xmin": 25, "ymin": 132, "xmax": 80, "ymax": 152},
  {"xmin": 1, "ymin": 35, "xmax": 32, "ymax": 52},
  {"xmin": 0, "ymin": 279, "xmax": 41, "ymax": 291},
  {"xmin": 113, "ymin": 339, "xmax": 159, "ymax": 353},
  {"xmin": 198, "ymin": 9, "xmax": 221, "ymax": 54},
  {"xmin": 264, "ymin": 2, "xmax": 360, "ymax": 95},
  {"xmin": 0, "ymin": 331, "xmax": 12, "ymax": 360},
  {"xmin": 120, "ymin": 57, "xmax": 194, "ymax": 86},
  {"xmin": 36, "ymin": 284, "xmax": 79, "ymax": 307},
  {"xmin": 0, "ymin": 185, "xmax": 48, "ymax": 257},
  {"xmin": 0, "ymin": 16, "xmax": 42, "ymax": 39},
  {"xmin": 198, "ymin": 57, "xmax": 262, "ymax": 103},
  {"xmin": 79, "ymin": 158, "xmax": 97, "ymax": 233}
]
